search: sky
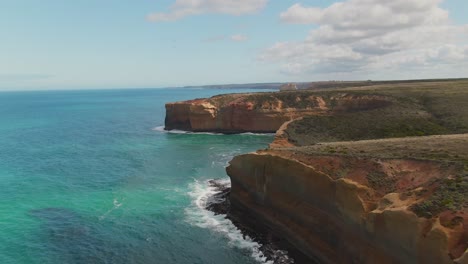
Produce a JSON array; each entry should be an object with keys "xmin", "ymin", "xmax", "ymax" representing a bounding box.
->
[{"xmin": 1, "ymin": 0, "xmax": 467, "ymax": 90}]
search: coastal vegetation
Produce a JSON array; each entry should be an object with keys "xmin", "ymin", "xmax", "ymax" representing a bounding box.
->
[
  {"xmin": 284, "ymin": 79, "xmax": 468, "ymax": 145},
  {"xmin": 276, "ymin": 133, "xmax": 468, "ymax": 219},
  {"xmin": 411, "ymin": 175, "xmax": 467, "ymax": 219}
]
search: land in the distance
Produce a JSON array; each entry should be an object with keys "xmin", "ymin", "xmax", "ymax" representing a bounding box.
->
[{"xmin": 180, "ymin": 78, "xmax": 468, "ymax": 90}]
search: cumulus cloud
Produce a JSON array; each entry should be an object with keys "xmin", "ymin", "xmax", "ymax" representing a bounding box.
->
[
  {"xmin": 279, "ymin": 4, "xmax": 322, "ymax": 24},
  {"xmin": 230, "ymin": 34, "xmax": 248, "ymax": 42},
  {"xmin": 264, "ymin": 0, "xmax": 468, "ymax": 77},
  {"xmin": 147, "ymin": 0, "xmax": 268, "ymax": 22}
]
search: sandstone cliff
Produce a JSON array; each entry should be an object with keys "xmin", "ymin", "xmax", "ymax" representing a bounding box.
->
[
  {"xmin": 164, "ymin": 79, "xmax": 468, "ymax": 263},
  {"xmin": 165, "ymin": 92, "xmax": 328, "ymax": 133},
  {"xmin": 164, "ymin": 91, "xmax": 403, "ymax": 133},
  {"xmin": 227, "ymin": 134, "xmax": 468, "ymax": 264}
]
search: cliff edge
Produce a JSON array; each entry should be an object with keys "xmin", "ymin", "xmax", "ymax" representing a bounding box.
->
[
  {"xmin": 227, "ymin": 134, "xmax": 468, "ymax": 263},
  {"xmin": 164, "ymin": 79, "xmax": 468, "ymax": 263},
  {"xmin": 165, "ymin": 92, "xmax": 328, "ymax": 133}
]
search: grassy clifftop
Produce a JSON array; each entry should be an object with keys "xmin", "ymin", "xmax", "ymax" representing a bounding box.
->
[
  {"xmin": 283, "ymin": 79, "xmax": 468, "ymax": 145},
  {"xmin": 273, "ymin": 80, "xmax": 468, "ymax": 219},
  {"xmin": 207, "ymin": 90, "xmax": 325, "ymax": 109},
  {"xmin": 203, "ymin": 79, "xmax": 468, "ymax": 145},
  {"xmin": 268, "ymin": 134, "xmax": 468, "ymax": 221}
]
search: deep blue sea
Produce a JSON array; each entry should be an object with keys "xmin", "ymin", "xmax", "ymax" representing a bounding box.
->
[{"xmin": 0, "ymin": 88, "xmax": 275, "ymax": 264}]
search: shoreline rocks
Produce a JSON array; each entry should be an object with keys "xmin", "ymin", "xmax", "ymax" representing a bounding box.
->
[{"xmin": 204, "ymin": 180, "xmax": 312, "ymax": 264}]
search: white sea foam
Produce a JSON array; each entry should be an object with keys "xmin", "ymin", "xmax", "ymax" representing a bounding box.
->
[
  {"xmin": 99, "ymin": 198, "xmax": 124, "ymax": 220},
  {"xmin": 152, "ymin": 126, "xmax": 191, "ymax": 134},
  {"xmin": 152, "ymin": 126, "xmax": 220, "ymax": 135},
  {"xmin": 240, "ymin": 132, "xmax": 276, "ymax": 136},
  {"xmin": 185, "ymin": 178, "xmax": 273, "ymax": 264},
  {"xmin": 152, "ymin": 126, "xmax": 275, "ymax": 136}
]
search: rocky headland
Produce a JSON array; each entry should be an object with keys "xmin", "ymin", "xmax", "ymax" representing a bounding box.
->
[
  {"xmin": 228, "ymin": 134, "xmax": 468, "ymax": 264},
  {"xmin": 165, "ymin": 93, "xmax": 327, "ymax": 133},
  {"xmin": 165, "ymin": 79, "xmax": 468, "ymax": 263}
]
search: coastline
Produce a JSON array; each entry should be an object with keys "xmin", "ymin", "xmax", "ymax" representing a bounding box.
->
[
  {"xmin": 204, "ymin": 180, "xmax": 314, "ymax": 264},
  {"xmin": 166, "ymin": 79, "xmax": 468, "ymax": 264}
]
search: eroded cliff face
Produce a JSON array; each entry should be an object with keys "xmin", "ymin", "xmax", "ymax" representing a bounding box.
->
[
  {"xmin": 165, "ymin": 100, "xmax": 291, "ymax": 133},
  {"xmin": 164, "ymin": 92, "xmax": 391, "ymax": 133},
  {"xmin": 164, "ymin": 87, "xmax": 468, "ymax": 263},
  {"xmin": 226, "ymin": 151, "xmax": 467, "ymax": 264}
]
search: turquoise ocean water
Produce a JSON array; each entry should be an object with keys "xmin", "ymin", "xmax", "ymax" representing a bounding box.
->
[{"xmin": 0, "ymin": 88, "xmax": 274, "ymax": 264}]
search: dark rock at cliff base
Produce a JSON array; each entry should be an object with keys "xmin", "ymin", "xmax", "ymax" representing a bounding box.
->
[
  {"xmin": 207, "ymin": 179, "xmax": 230, "ymax": 190},
  {"xmin": 205, "ymin": 180, "xmax": 315, "ymax": 264},
  {"xmin": 227, "ymin": 206, "xmax": 317, "ymax": 264},
  {"xmin": 206, "ymin": 180, "xmax": 231, "ymax": 215}
]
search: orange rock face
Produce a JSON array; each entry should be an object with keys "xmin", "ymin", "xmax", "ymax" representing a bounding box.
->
[
  {"xmin": 164, "ymin": 92, "xmax": 394, "ymax": 133},
  {"xmin": 164, "ymin": 98, "xmax": 317, "ymax": 133},
  {"xmin": 166, "ymin": 104, "xmax": 275, "ymax": 132},
  {"xmin": 227, "ymin": 153, "xmax": 467, "ymax": 264}
]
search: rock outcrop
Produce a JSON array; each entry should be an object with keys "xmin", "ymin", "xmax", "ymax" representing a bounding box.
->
[
  {"xmin": 164, "ymin": 93, "xmax": 328, "ymax": 133},
  {"xmin": 164, "ymin": 92, "xmax": 393, "ymax": 133},
  {"xmin": 227, "ymin": 138, "xmax": 468, "ymax": 263},
  {"xmin": 279, "ymin": 83, "xmax": 298, "ymax": 91}
]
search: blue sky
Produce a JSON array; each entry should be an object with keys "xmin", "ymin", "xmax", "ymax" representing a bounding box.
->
[{"xmin": 1, "ymin": 0, "xmax": 467, "ymax": 90}]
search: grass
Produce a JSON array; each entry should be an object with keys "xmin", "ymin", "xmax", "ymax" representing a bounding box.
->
[
  {"xmin": 208, "ymin": 90, "xmax": 325, "ymax": 109},
  {"xmin": 286, "ymin": 112, "xmax": 448, "ymax": 146},
  {"xmin": 366, "ymin": 171, "xmax": 397, "ymax": 193},
  {"xmin": 304, "ymin": 78, "xmax": 468, "ymax": 90},
  {"xmin": 246, "ymin": 92, "xmax": 322, "ymax": 109},
  {"xmin": 272, "ymin": 134, "xmax": 468, "ymax": 218},
  {"xmin": 284, "ymin": 80, "xmax": 468, "ymax": 145},
  {"xmin": 283, "ymin": 134, "xmax": 468, "ymax": 164},
  {"xmin": 411, "ymin": 174, "xmax": 468, "ymax": 218}
]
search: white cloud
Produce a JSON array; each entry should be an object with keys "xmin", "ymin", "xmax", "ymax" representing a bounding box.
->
[
  {"xmin": 279, "ymin": 4, "xmax": 322, "ymax": 24},
  {"xmin": 264, "ymin": 0, "xmax": 468, "ymax": 78},
  {"xmin": 230, "ymin": 34, "xmax": 248, "ymax": 42},
  {"xmin": 147, "ymin": 0, "xmax": 268, "ymax": 22}
]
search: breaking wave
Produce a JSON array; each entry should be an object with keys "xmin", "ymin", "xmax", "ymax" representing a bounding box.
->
[
  {"xmin": 185, "ymin": 179, "xmax": 273, "ymax": 264},
  {"xmin": 152, "ymin": 126, "xmax": 275, "ymax": 136}
]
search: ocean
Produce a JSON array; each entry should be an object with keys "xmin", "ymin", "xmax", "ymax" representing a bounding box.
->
[{"xmin": 0, "ymin": 88, "xmax": 275, "ymax": 264}]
